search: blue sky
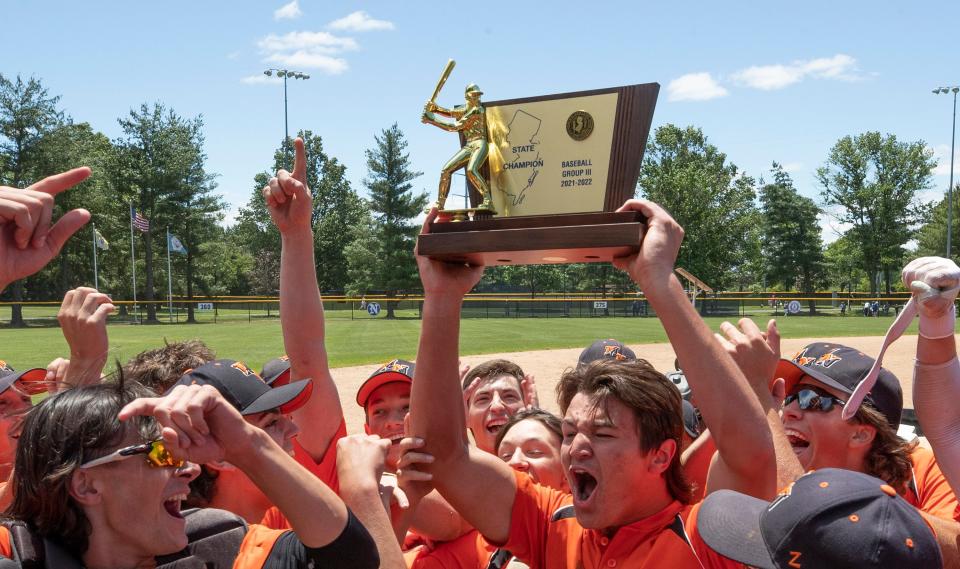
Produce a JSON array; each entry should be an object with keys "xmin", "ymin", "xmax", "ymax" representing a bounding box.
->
[{"xmin": 4, "ymin": 1, "xmax": 959, "ymax": 240}]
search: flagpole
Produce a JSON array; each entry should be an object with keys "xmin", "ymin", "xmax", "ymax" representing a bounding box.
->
[
  {"xmin": 130, "ymin": 202, "xmax": 138, "ymax": 324},
  {"xmin": 167, "ymin": 227, "xmax": 174, "ymax": 323},
  {"xmin": 92, "ymin": 223, "xmax": 99, "ymax": 290}
]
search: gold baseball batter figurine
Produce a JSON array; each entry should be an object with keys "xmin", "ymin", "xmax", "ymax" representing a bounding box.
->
[{"xmin": 421, "ymin": 60, "xmax": 496, "ymax": 214}]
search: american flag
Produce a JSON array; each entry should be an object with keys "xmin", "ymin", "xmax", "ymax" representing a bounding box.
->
[{"xmin": 131, "ymin": 206, "xmax": 150, "ymax": 233}]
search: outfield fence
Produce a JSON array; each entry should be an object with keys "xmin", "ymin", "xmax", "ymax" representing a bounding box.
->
[{"xmin": 0, "ymin": 291, "xmax": 923, "ymax": 326}]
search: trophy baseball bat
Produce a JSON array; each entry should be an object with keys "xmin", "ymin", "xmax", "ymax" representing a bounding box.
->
[{"xmin": 429, "ymin": 59, "xmax": 456, "ymax": 104}]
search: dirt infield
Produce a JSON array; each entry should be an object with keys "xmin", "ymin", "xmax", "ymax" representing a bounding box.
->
[{"xmin": 331, "ymin": 335, "xmax": 930, "ymax": 434}]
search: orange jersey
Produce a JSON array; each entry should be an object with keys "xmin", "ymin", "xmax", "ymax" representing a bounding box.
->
[
  {"xmin": 905, "ymin": 445, "xmax": 960, "ymax": 521},
  {"xmin": 499, "ymin": 471, "xmax": 742, "ymax": 569},
  {"xmin": 260, "ymin": 418, "xmax": 347, "ymax": 530},
  {"xmin": 405, "ymin": 529, "xmax": 504, "ymax": 569}
]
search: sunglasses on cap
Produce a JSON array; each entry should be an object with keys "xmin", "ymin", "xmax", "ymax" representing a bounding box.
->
[
  {"xmin": 80, "ymin": 439, "xmax": 185, "ymax": 470},
  {"xmin": 783, "ymin": 388, "xmax": 847, "ymax": 413}
]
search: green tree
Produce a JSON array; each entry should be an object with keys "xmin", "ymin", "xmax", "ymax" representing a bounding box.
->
[
  {"xmin": 112, "ymin": 104, "xmax": 209, "ymax": 322},
  {"xmin": 914, "ymin": 188, "xmax": 960, "ymax": 258},
  {"xmin": 160, "ymin": 122, "xmax": 224, "ymax": 323},
  {"xmin": 759, "ymin": 163, "xmax": 827, "ymax": 310},
  {"xmin": 824, "ymin": 234, "xmax": 866, "ymax": 293},
  {"xmin": 0, "ymin": 74, "xmax": 65, "ymax": 325},
  {"xmin": 817, "ymin": 132, "xmax": 935, "ymax": 294},
  {"xmin": 637, "ymin": 124, "xmax": 758, "ymax": 290},
  {"xmin": 193, "ymin": 236, "xmax": 255, "ymax": 297},
  {"xmin": 359, "ymin": 124, "xmax": 427, "ymax": 318},
  {"xmin": 234, "ymin": 130, "xmax": 363, "ymax": 291},
  {"xmin": 31, "ymin": 122, "xmax": 116, "ymax": 297}
]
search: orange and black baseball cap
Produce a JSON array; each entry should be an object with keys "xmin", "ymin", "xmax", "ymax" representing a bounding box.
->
[
  {"xmin": 698, "ymin": 469, "xmax": 941, "ymax": 568},
  {"xmin": 172, "ymin": 359, "xmax": 312, "ymax": 415},
  {"xmin": 775, "ymin": 342, "xmax": 902, "ymax": 428},
  {"xmin": 0, "ymin": 360, "xmax": 47, "ymax": 395},
  {"xmin": 356, "ymin": 359, "xmax": 414, "ymax": 408},
  {"xmin": 261, "ymin": 355, "xmax": 292, "ymax": 386}
]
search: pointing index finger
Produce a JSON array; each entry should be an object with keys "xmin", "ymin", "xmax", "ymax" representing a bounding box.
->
[
  {"xmin": 292, "ymin": 138, "xmax": 307, "ymax": 184},
  {"xmin": 28, "ymin": 167, "xmax": 92, "ymax": 196}
]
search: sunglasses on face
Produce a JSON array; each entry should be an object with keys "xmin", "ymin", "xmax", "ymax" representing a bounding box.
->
[
  {"xmin": 79, "ymin": 439, "xmax": 185, "ymax": 470},
  {"xmin": 783, "ymin": 388, "xmax": 847, "ymax": 413}
]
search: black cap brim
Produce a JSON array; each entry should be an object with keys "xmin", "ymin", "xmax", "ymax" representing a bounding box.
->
[
  {"xmin": 242, "ymin": 378, "xmax": 311, "ymax": 415},
  {"xmin": 697, "ymin": 490, "xmax": 775, "ymax": 569}
]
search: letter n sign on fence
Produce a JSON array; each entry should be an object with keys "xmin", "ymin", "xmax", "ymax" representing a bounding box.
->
[{"xmin": 367, "ymin": 302, "xmax": 381, "ymax": 317}]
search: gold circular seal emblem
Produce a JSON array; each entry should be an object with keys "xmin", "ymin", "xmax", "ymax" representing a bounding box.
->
[{"xmin": 566, "ymin": 111, "xmax": 594, "ymax": 141}]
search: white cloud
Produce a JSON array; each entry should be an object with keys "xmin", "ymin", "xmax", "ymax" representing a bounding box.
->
[
  {"xmin": 667, "ymin": 72, "xmax": 728, "ymax": 102},
  {"xmin": 257, "ymin": 31, "xmax": 357, "ymax": 54},
  {"xmin": 731, "ymin": 65, "xmax": 802, "ymax": 91},
  {"xmin": 732, "ymin": 54, "xmax": 861, "ymax": 91},
  {"xmin": 328, "ymin": 10, "xmax": 394, "ymax": 32},
  {"xmin": 266, "ymin": 51, "xmax": 349, "ymax": 74},
  {"xmin": 801, "ymin": 54, "xmax": 858, "ymax": 79},
  {"xmin": 227, "ymin": 51, "xmax": 241, "ymax": 60},
  {"xmin": 930, "ymin": 143, "xmax": 960, "ymax": 177},
  {"xmin": 241, "ymin": 74, "xmax": 282, "ymax": 85},
  {"xmin": 274, "ymin": 0, "xmax": 302, "ymax": 21},
  {"xmin": 254, "ymin": 31, "xmax": 356, "ymax": 76},
  {"xmin": 781, "ymin": 162, "xmax": 803, "ymax": 173}
]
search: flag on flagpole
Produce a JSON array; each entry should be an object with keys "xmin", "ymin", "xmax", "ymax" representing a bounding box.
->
[
  {"xmin": 168, "ymin": 233, "xmax": 187, "ymax": 254},
  {"xmin": 131, "ymin": 208, "xmax": 150, "ymax": 233},
  {"xmin": 94, "ymin": 228, "xmax": 109, "ymax": 250}
]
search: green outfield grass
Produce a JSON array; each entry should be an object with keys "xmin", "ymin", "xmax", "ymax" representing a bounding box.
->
[{"xmin": 0, "ymin": 312, "xmax": 917, "ymax": 372}]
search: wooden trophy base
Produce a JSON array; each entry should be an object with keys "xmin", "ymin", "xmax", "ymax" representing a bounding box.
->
[{"xmin": 417, "ymin": 211, "xmax": 645, "ymax": 266}]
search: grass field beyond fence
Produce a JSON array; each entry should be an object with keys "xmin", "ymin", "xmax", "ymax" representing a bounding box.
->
[{"xmin": 0, "ymin": 311, "xmax": 920, "ymax": 373}]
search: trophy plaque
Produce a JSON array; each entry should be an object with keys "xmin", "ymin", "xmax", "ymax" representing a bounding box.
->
[{"xmin": 418, "ymin": 62, "xmax": 658, "ymax": 266}]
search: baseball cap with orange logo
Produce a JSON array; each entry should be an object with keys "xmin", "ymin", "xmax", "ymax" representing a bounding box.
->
[
  {"xmin": 170, "ymin": 359, "xmax": 311, "ymax": 415},
  {"xmin": 698, "ymin": 468, "xmax": 941, "ymax": 568},
  {"xmin": 577, "ymin": 339, "xmax": 637, "ymax": 367},
  {"xmin": 775, "ymin": 342, "xmax": 902, "ymax": 428},
  {"xmin": 356, "ymin": 359, "xmax": 414, "ymax": 408}
]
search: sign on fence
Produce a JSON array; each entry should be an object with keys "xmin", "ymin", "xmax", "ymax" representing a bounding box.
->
[
  {"xmin": 367, "ymin": 302, "xmax": 381, "ymax": 316},
  {"xmin": 197, "ymin": 303, "xmax": 214, "ymax": 311},
  {"xmin": 593, "ymin": 301, "xmax": 608, "ymax": 310},
  {"xmin": 786, "ymin": 300, "xmax": 801, "ymax": 315}
]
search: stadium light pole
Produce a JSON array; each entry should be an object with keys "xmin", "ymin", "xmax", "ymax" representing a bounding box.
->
[
  {"xmin": 263, "ymin": 68, "xmax": 311, "ymax": 170},
  {"xmin": 934, "ymin": 85, "xmax": 959, "ymax": 258}
]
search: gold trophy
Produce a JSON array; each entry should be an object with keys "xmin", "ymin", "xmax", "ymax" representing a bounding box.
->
[
  {"xmin": 422, "ymin": 60, "xmax": 496, "ymax": 219},
  {"xmin": 418, "ymin": 60, "xmax": 660, "ymax": 265}
]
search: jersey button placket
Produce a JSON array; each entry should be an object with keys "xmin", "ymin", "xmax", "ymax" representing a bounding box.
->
[{"xmin": 606, "ymin": 559, "xmax": 617, "ymax": 567}]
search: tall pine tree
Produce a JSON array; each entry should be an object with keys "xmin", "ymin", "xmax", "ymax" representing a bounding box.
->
[
  {"xmin": 759, "ymin": 163, "xmax": 826, "ymax": 311},
  {"xmin": 359, "ymin": 123, "xmax": 426, "ymax": 318}
]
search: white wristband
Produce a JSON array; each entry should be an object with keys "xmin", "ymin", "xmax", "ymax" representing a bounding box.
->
[{"xmin": 919, "ymin": 307, "xmax": 956, "ymax": 339}]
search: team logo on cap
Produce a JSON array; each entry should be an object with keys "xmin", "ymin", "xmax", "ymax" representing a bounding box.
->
[
  {"xmin": 603, "ymin": 345, "xmax": 628, "ymax": 360},
  {"xmin": 791, "ymin": 349, "xmax": 816, "ymax": 367},
  {"xmin": 815, "ymin": 350, "xmax": 843, "ymax": 368},
  {"xmin": 230, "ymin": 361, "xmax": 264, "ymax": 382},
  {"xmin": 768, "ymin": 480, "xmax": 798, "ymax": 512},
  {"xmin": 379, "ymin": 359, "xmax": 411, "ymax": 375}
]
